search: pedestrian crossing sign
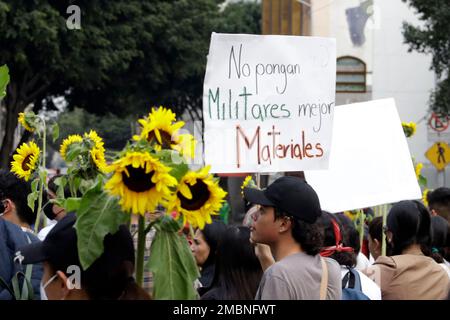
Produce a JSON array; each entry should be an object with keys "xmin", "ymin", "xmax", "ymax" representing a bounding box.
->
[{"xmin": 425, "ymin": 141, "xmax": 450, "ymax": 171}]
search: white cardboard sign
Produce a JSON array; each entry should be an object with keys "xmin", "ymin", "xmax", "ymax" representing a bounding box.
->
[
  {"xmin": 203, "ymin": 33, "xmax": 336, "ymax": 173},
  {"xmin": 305, "ymin": 98, "xmax": 422, "ymax": 213}
]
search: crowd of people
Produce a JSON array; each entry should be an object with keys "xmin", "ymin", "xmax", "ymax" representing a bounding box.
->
[{"xmin": 0, "ymin": 169, "xmax": 449, "ymax": 300}]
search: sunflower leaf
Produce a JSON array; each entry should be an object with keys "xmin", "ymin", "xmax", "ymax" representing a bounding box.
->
[
  {"xmin": 0, "ymin": 65, "xmax": 10, "ymax": 100},
  {"xmin": 65, "ymin": 143, "xmax": 83, "ymax": 162},
  {"xmin": 74, "ymin": 179, "xmax": 128, "ymax": 270},
  {"xmin": 54, "ymin": 176, "xmax": 67, "ymax": 199},
  {"xmin": 31, "ymin": 178, "xmax": 39, "ymax": 194},
  {"xmin": 63, "ymin": 197, "xmax": 82, "ymax": 212},
  {"xmin": 148, "ymin": 218, "xmax": 200, "ymax": 299},
  {"xmin": 418, "ymin": 175, "xmax": 427, "ymax": 187},
  {"xmin": 51, "ymin": 122, "xmax": 59, "ymax": 143},
  {"xmin": 27, "ymin": 191, "xmax": 38, "ymax": 212}
]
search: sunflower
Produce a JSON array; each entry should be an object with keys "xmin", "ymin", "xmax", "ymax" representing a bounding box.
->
[
  {"xmin": 402, "ymin": 121, "xmax": 416, "ymax": 138},
  {"xmin": 422, "ymin": 189, "xmax": 431, "ymax": 207},
  {"xmin": 90, "ymin": 147, "xmax": 109, "ymax": 173},
  {"xmin": 105, "ymin": 151, "xmax": 177, "ymax": 215},
  {"xmin": 415, "ymin": 162, "xmax": 423, "ymax": 179},
  {"xmin": 133, "ymin": 107, "xmax": 196, "ymax": 158},
  {"xmin": 18, "ymin": 113, "xmax": 35, "ymax": 132},
  {"xmin": 60, "ymin": 134, "xmax": 83, "ymax": 161},
  {"xmin": 10, "ymin": 141, "xmax": 40, "ymax": 181},
  {"xmin": 84, "ymin": 130, "xmax": 105, "ymax": 151},
  {"xmin": 168, "ymin": 166, "xmax": 227, "ymax": 229},
  {"xmin": 240, "ymin": 175, "xmax": 256, "ymax": 197}
]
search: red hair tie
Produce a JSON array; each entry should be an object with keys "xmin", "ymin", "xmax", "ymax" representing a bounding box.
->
[{"xmin": 320, "ymin": 218, "xmax": 354, "ymax": 257}]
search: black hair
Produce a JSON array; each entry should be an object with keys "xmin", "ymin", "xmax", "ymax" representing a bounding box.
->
[
  {"xmin": 201, "ymin": 226, "xmax": 263, "ymax": 300},
  {"xmin": 0, "ymin": 169, "xmax": 35, "ymax": 226},
  {"xmin": 316, "ymin": 211, "xmax": 357, "ymax": 267},
  {"xmin": 427, "ymin": 187, "xmax": 450, "ymax": 220},
  {"xmin": 47, "ymin": 222, "xmax": 150, "ymax": 300},
  {"xmin": 47, "ymin": 174, "xmax": 74, "ymax": 198},
  {"xmin": 200, "ymin": 220, "xmax": 227, "ymax": 268},
  {"xmin": 428, "ymin": 215, "xmax": 449, "ymax": 264},
  {"xmin": 368, "ymin": 216, "xmax": 383, "ymax": 243},
  {"xmin": 274, "ymin": 207, "xmax": 323, "ymax": 256},
  {"xmin": 386, "ymin": 200, "xmax": 431, "ymax": 256},
  {"xmin": 335, "ymin": 212, "xmax": 361, "ymax": 254}
]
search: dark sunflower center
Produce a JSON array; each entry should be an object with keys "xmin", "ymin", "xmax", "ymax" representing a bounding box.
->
[
  {"xmin": 147, "ymin": 130, "xmax": 174, "ymax": 149},
  {"xmin": 177, "ymin": 179, "xmax": 210, "ymax": 211},
  {"xmin": 22, "ymin": 154, "xmax": 32, "ymax": 171},
  {"xmin": 122, "ymin": 166, "xmax": 155, "ymax": 193}
]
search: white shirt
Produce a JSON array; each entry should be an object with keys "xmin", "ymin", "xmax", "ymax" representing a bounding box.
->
[
  {"xmin": 355, "ymin": 252, "xmax": 371, "ymax": 271},
  {"xmin": 341, "ymin": 266, "xmax": 382, "ymax": 300},
  {"xmin": 37, "ymin": 221, "xmax": 57, "ymax": 241}
]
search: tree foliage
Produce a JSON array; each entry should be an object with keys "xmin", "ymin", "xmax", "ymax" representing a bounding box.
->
[
  {"xmin": 0, "ymin": 0, "xmax": 262, "ymax": 168},
  {"xmin": 402, "ymin": 0, "xmax": 450, "ymax": 114},
  {"xmin": 216, "ymin": 0, "xmax": 261, "ymax": 34}
]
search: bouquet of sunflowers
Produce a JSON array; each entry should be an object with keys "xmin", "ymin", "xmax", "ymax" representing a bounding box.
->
[{"xmin": 13, "ymin": 106, "xmax": 227, "ymax": 300}]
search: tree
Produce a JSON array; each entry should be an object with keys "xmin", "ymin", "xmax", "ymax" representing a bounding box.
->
[
  {"xmin": 402, "ymin": 0, "xmax": 450, "ymax": 114},
  {"xmin": 0, "ymin": 0, "xmax": 262, "ymax": 169},
  {"xmin": 216, "ymin": 0, "xmax": 262, "ymax": 34},
  {"xmin": 0, "ymin": 0, "xmax": 220, "ymax": 168},
  {"xmin": 54, "ymin": 107, "xmax": 133, "ymax": 151}
]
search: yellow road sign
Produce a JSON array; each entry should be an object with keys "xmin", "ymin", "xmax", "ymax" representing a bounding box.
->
[{"xmin": 425, "ymin": 142, "xmax": 450, "ymax": 171}]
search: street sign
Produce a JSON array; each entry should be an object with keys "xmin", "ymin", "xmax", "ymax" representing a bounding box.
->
[
  {"xmin": 427, "ymin": 112, "xmax": 450, "ymax": 142},
  {"xmin": 425, "ymin": 141, "xmax": 450, "ymax": 171},
  {"xmin": 429, "ymin": 112, "xmax": 449, "ymax": 132}
]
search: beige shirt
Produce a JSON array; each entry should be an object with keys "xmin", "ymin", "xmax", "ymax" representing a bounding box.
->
[
  {"xmin": 364, "ymin": 254, "xmax": 450, "ymax": 300},
  {"xmin": 255, "ymin": 252, "xmax": 342, "ymax": 300}
]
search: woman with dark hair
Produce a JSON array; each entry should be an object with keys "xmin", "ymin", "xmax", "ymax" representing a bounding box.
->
[
  {"xmin": 18, "ymin": 213, "xmax": 151, "ymax": 300},
  {"xmin": 190, "ymin": 220, "xmax": 227, "ymax": 295},
  {"xmin": 317, "ymin": 212, "xmax": 381, "ymax": 300},
  {"xmin": 335, "ymin": 213, "xmax": 370, "ymax": 270},
  {"xmin": 201, "ymin": 226, "xmax": 263, "ymax": 300},
  {"xmin": 429, "ymin": 215, "xmax": 450, "ymax": 278},
  {"xmin": 368, "ymin": 216, "xmax": 383, "ymax": 261},
  {"xmin": 364, "ymin": 200, "xmax": 450, "ymax": 299}
]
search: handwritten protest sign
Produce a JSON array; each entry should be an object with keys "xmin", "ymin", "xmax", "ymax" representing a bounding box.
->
[
  {"xmin": 305, "ymin": 98, "xmax": 422, "ymax": 213},
  {"xmin": 203, "ymin": 33, "xmax": 336, "ymax": 173}
]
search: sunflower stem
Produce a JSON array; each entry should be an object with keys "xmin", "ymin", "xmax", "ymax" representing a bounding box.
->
[
  {"xmin": 359, "ymin": 209, "xmax": 365, "ymax": 251},
  {"xmin": 34, "ymin": 118, "xmax": 46, "ymax": 233},
  {"xmin": 381, "ymin": 204, "xmax": 388, "ymax": 256},
  {"xmin": 135, "ymin": 215, "xmax": 146, "ymax": 287}
]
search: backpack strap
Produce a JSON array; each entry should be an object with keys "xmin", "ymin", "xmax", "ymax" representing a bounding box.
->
[
  {"xmin": 350, "ymin": 268, "xmax": 363, "ymax": 291},
  {"xmin": 342, "ymin": 267, "xmax": 363, "ymax": 291},
  {"xmin": 319, "ymin": 257, "xmax": 329, "ymax": 300}
]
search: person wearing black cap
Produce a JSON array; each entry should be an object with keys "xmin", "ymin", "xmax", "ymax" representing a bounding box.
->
[
  {"xmin": 16, "ymin": 213, "xmax": 150, "ymax": 300},
  {"xmin": 244, "ymin": 176, "xmax": 341, "ymax": 300}
]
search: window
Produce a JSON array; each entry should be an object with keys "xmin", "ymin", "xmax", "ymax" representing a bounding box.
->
[{"xmin": 336, "ymin": 56, "xmax": 366, "ymax": 93}]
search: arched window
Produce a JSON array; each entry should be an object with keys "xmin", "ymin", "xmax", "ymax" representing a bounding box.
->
[{"xmin": 336, "ymin": 56, "xmax": 366, "ymax": 93}]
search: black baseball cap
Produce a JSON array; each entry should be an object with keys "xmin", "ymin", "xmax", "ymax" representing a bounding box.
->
[
  {"xmin": 243, "ymin": 176, "xmax": 322, "ymax": 223},
  {"xmin": 17, "ymin": 212, "xmax": 134, "ymax": 272}
]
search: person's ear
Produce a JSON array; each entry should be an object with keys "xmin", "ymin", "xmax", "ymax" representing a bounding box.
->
[
  {"xmin": 374, "ymin": 239, "xmax": 381, "ymax": 252},
  {"xmin": 279, "ymin": 217, "xmax": 292, "ymax": 233},
  {"xmin": 56, "ymin": 271, "xmax": 71, "ymax": 300},
  {"xmin": 386, "ymin": 231, "xmax": 393, "ymax": 243},
  {"xmin": 1, "ymin": 199, "xmax": 15, "ymax": 216}
]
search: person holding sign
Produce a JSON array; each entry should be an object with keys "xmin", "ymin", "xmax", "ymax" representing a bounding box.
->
[{"xmin": 243, "ymin": 176, "xmax": 341, "ymax": 300}]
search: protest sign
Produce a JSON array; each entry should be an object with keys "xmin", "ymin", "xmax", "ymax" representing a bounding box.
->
[
  {"xmin": 305, "ymin": 98, "xmax": 422, "ymax": 213},
  {"xmin": 203, "ymin": 33, "xmax": 336, "ymax": 173}
]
